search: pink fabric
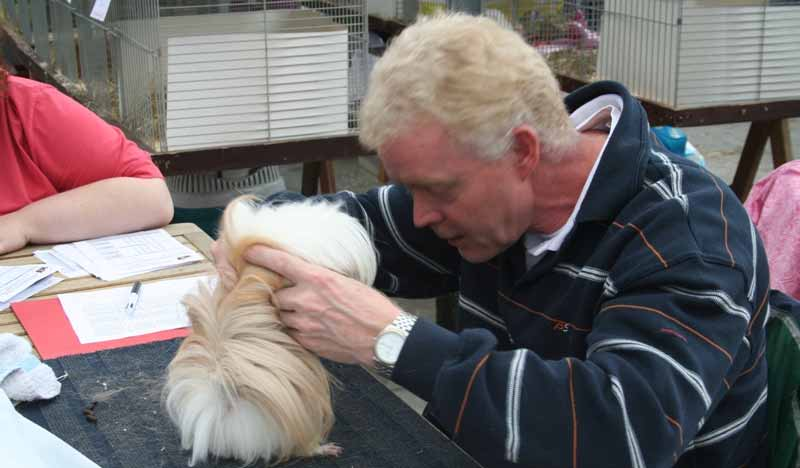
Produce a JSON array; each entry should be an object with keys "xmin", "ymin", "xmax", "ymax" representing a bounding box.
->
[{"xmin": 744, "ymin": 160, "xmax": 800, "ymax": 300}]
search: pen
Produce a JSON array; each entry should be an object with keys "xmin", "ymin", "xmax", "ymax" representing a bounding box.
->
[{"xmin": 124, "ymin": 281, "xmax": 142, "ymax": 317}]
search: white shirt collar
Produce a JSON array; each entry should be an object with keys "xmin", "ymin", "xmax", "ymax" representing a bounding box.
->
[{"xmin": 524, "ymin": 94, "xmax": 624, "ymax": 269}]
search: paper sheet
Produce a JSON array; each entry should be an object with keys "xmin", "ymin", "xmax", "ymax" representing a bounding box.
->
[
  {"xmin": 89, "ymin": 0, "xmax": 111, "ymax": 21},
  {"xmin": 58, "ymin": 275, "xmax": 214, "ymax": 344},
  {"xmin": 51, "ymin": 244, "xmax": 95, "ymax": 275},
  {"xmin": 0, "ymin": 275, "xmax": 63, "ymax": 312},
  {"xmin": 66, "ymin": 229, "xmax": 204, "ymax": 281},
  {"xmin": 34, "ymin": 250, "xmax": 90, "ymax": 278},
  {"xmin": 0, "ymin": 265, "xmax": 59, "ymax": 303}
]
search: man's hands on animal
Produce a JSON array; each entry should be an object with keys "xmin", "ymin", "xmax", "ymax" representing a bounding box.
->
[{"xmin": 245, "ymin": 245, "xmax": 402, "ymax": 367}]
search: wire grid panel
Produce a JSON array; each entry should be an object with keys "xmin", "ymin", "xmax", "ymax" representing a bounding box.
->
[
  {"xmin": 599, "ymin": 0, "xmax": 800, "ymax": 108},
  {"xmin": 1, "ymin": 0, "xmax": 23, "ymax": 40},
  {"xmin": 0, "ymin": 1, "xmax": 14, "ymax": 26},
  {"xmin": 0, "ymin": 0, "xmax": 46, "ymax": 66},
  {"xmin": 0, "ymin": 1, "xmax": 161, "ymax": 148},
  {"xmin": 485, "ymin": 0, "xmax": 799, "ymax": 109},
  {"xmin": 115, "ymin": 0, "xmax": 368, "ymax": 153},
  {"xmin": 598, "ymin": 0, "xmax": 681, "ymax": 106},
  {"xmin": 2, "ymin": 1, "xmax": 367, "ymax": 153},
  {"xmin": 394, "ymin": 0, "xmax": 447, "ymax": 20},
  {"xmin": 112, "ymin": 1, "xmax": 173, "ymax": 152},
  {"xmin": 29, "ymin": 1, "xmax": 50, "ymax": 68},
  {"xmin": 0, "ymin": 2, "xmax": 15, "ymax": 37}
]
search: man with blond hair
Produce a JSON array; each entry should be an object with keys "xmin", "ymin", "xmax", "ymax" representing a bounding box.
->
[{"xmin": 217, "ymin": 13, "xmax": 769, "ymax": 467}]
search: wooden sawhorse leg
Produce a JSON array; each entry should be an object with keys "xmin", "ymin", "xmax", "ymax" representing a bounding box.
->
[
  {"xmin": 731, "ymin": 119, "xmax": 794, "ymax": 201},
  {"xmin": 300, "ymin": 161, "xmax": 337, "ymax": 196},
  {"xmin": 378, "ymin": 160, "xmax": 389, "ymax": 185}
]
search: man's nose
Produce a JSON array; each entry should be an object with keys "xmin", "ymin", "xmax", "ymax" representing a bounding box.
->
[{"xmin": 412, "ymin": 197, "xmax": 443, "ymax": 228}]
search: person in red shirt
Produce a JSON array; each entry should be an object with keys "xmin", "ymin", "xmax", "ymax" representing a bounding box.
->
[{"xmin": 0, "ymin": 69, "xmax": 173, "ymax": 255}]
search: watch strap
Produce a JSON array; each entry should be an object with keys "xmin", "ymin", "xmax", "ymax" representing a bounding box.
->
[
  {"xmin": 391, "ymin": 311, "xmax": 417, "ymax": 335},
  {"xmin": 373, "ymin": 311, "xmax": 418, "ymax": 378}
]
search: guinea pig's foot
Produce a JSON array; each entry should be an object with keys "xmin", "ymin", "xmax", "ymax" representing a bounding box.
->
[{"xmin": 315, "ymin": 442, "xmax": 343, "ymax": 457}]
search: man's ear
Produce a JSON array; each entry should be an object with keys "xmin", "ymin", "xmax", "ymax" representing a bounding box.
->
[{"xmin": 510, "ymin": 125, "xmax": 540, "ymax": 180}]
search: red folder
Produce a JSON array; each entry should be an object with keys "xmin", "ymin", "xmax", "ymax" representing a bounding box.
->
[{"xmin": 12, "ymin": 297, "xmax": 189, "ymax": 360}]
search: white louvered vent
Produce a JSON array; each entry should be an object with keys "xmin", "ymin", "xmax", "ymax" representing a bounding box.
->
[{"xmin": 162, "ymin": 10, "xmax": 349, "ymax": 151}]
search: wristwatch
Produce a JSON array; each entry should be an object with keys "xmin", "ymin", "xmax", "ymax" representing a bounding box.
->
[{"xmin": 373, "ymin": 311, "xmax": 418, "ymax": 378}]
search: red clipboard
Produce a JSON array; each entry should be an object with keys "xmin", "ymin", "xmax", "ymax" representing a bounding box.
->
[{"xmin": 12, "ymin": 297, "xmax": 189, "ymax": 360}]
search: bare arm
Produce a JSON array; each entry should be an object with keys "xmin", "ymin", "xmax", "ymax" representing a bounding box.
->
[{"xmin": 0, "ymin": 177, "xmax": 173, "ymax": 254}]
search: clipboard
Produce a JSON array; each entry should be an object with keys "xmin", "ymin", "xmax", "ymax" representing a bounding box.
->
[{"xmin": 12, "ymin": 298, "xmax": 189, "ymax": 360}]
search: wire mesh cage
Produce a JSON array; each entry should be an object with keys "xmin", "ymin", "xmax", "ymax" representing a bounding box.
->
[
  {"xmin": 498, "ymin": 1, "xmax": 602, "ymax": 83},
  {"xmin": 371, "ymin": 0, "xmax": 799, "ymax": 110},
  {"xmin": 597, "ymin": 0, "xmax": 800, "ymax": 109},
  {"xmin": 0, "ymin": 0, "xmax": 369, "ymax": 152},
  {"xmin": 484, "ymin": 0, "xmax": 799, "ymax": 109}
]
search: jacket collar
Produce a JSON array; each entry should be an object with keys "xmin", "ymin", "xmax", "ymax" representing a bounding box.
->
[{"xmin": 564, "ymin": 81, "xmax": 651, "ymax": 223}]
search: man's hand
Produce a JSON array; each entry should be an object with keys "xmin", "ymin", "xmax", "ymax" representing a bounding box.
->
[
  {"xmin": 211, "ymin": 239, "xmax": 238, "ymax": 291},
  {"xmin": 246, "ymin": 246, "xmax": 402, "ymax": 367},
  {"xmin": 0, "ymin": 212, "xmax": 30, "ymax": 255}
]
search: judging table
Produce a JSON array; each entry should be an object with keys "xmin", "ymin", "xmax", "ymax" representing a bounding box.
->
[
  {"xmin": 0, "ymin": 223, "xmax": 216, "ymax": 347},
  {"xmin": 1, "ymin": 224, "xmax": 482, "ymax": 468}
]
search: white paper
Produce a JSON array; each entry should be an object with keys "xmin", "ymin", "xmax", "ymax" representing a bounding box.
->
[
  {"xmin": 0, "ymin": 265, "xmax": 59, "ymax": 303},
  {"xmin": 89, "ymin": 0, "xmax": 111, "ymax": 22},
  {"xmin": 0, "ymin": 275, "xmax": 63, "ymax": 312},
  {"xmin": 51, "ymin": 244, "xmax": 95, "ymax": 275},
  {"xmin": 58, "ymin": 275, "xmax": 215, "ymax": 344},
  {"xmin": 67, "ymin": 229, "xmax": 203, "ymax": 281},
  {"xmin": 34, "ymin": 250, "xmax": 90, "ymax": 278}
]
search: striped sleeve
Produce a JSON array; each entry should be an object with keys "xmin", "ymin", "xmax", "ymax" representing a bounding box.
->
[
  {"xmin": 266, "ymin": 185, "xmax": 460, "ymax": 298},
  {"xmin": 393, "ymin": 257, "xmax": 767, "ymax": 467}
]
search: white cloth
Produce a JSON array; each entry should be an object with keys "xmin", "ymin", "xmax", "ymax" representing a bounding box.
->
[
  {"xmin": 0, "ymin": 389, "xmax": 101, "ymax": 468},
  {"xmin": 0, "ymin": 333, "xmax": 61, "ymax": 401}
]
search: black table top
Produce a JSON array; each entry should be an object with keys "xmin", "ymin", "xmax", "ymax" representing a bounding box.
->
[{"xmin": 17, "ymin": 338, "xmax": 481, "ymax": 468}]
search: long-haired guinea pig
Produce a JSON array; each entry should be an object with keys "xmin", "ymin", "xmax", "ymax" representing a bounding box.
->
[{"xmin": 164, "ymin": 196, "xmax": 377, "ymax": 466}]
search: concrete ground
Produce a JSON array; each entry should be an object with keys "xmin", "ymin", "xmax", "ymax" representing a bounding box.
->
[{"xmin": 277, "ymin": 117, "xmax": 799, "ymax": 414}]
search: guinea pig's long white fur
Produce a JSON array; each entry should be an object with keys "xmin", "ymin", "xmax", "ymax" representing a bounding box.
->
[{"xmin": 164, "ymin": 196, "xmax": 377, "ymax": 466}]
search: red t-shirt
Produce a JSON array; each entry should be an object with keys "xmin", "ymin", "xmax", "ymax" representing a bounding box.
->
[{"xmin": 0, "ymin": 76, "xmax": 163, "ymax": 215}]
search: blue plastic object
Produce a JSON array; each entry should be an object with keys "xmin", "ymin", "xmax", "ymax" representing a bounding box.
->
[
  {"xmin": 653, "ymin": 126, "xmax": 705, "ymax": 166},
  {"xmin": 652, "ymin": 126, "xmax": 687, "ymax": 155}
]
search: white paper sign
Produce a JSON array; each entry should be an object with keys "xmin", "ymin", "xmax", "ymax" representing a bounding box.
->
[{"xmin": 89, "ymin": 0, "xmax": 111, "ymax": 22}]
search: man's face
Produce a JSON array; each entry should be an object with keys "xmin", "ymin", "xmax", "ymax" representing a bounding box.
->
[{"xmin": 380, "ymin": 122, "xmax": 532, "ymax": 263}]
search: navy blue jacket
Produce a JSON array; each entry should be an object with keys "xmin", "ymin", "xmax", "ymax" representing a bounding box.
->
[{"xmin": 275, "ymin": 81, "xmax": 769, "ymax": 467}]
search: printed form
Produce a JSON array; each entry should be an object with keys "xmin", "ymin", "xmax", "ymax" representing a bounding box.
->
[
  {"xmin": 59, "ymin": 275, "xmax": 215, "ymax": 344},
  {"xmin": 0, "ymin": 265, "xmax": 61, "ymax": 311},
  {"xmin": 50, "ymin": 229, "xmax": 204, "ymax": 281}
]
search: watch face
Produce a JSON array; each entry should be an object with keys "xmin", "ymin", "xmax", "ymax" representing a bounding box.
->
[{"xmin": 375, "ymin": 331, "xmax": 405, "ymax": 364}]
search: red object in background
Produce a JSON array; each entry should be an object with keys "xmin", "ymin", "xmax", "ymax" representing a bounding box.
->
[{"xmin": 531, "ymin": 8, "xmax": 599, "ymax": 53}]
